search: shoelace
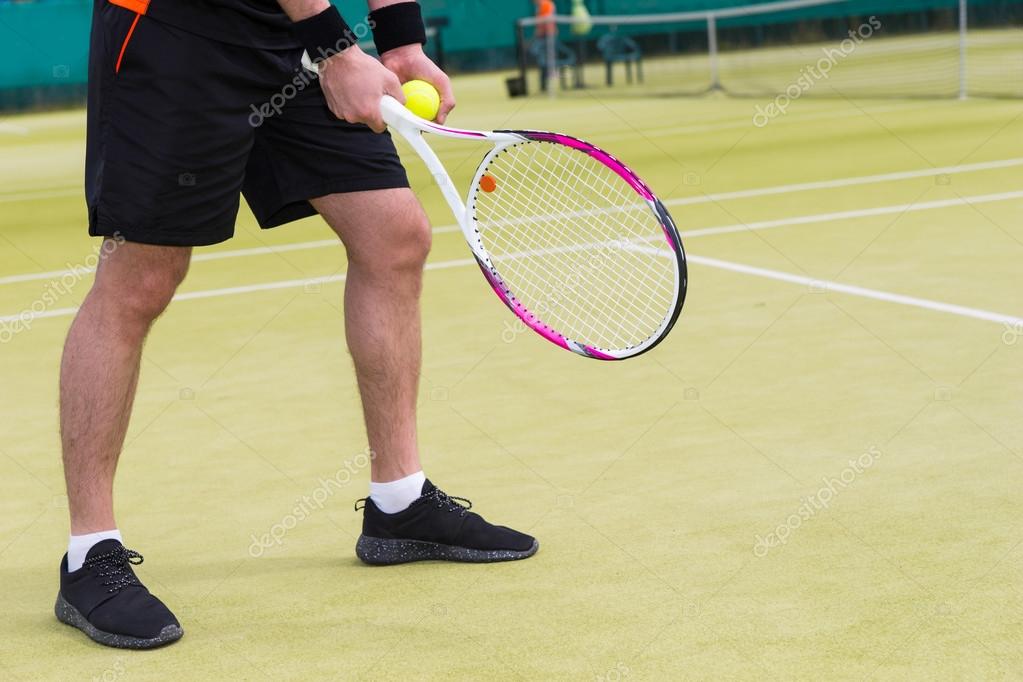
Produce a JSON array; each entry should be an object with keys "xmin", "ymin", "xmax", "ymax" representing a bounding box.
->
[
  {"xmin": 82, "ymin": 546, "xmax": 144, "ymax": 594},
  {"xmin": 354, "ymin": 488, "xmax": 473, "ymax": 516},
  {"xmin": 426, "ymin": 488, "xmax": 473, "ymax": 516}
]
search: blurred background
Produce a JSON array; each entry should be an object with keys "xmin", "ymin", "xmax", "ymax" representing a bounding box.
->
[{"xmin": 1, "ymin": 0, "xmax": 1021, "ymax": 111}]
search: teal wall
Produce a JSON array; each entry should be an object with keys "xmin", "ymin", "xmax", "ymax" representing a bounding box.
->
[
  {"xmin": 0, "ymin": 0, "xmax": 535, "ymax": 91},
  {"xmin": 0, "ymin": 1, "xmax": 92, "ymax": 88},
  {"xmin": 347, "ymin": 0, "xmax": 534, "ymax": 54}
]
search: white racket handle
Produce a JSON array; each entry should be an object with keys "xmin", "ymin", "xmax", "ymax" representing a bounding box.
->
[
  {"xmin": 380, "ymin": 95, "xmax": 515, "ymax": 142},
  {"xmin": 380, "ymin": 94, "xmax": 424, "ymax": 134},
  {"xmin": 378, "ymin": 95, "xmax": 522, "ymax": 255},
  {"xmin": 379, "ymin": 95, "xmax": 473, "ymax": 240}
]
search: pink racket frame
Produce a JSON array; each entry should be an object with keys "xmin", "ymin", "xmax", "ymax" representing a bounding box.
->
[{"xmin": 380, "ymin": 95, "xmax": 687, "ymax": 360}]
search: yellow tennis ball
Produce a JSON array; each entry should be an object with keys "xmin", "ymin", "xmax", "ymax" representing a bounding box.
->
[{"xmin": 401, "ymin": 80, "xmax": 441, "ymax": 121}]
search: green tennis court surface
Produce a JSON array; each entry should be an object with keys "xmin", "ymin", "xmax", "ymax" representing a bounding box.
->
[{"xmin": 1, "ymin": 72, "xmax": 1021, "ymax": 679}]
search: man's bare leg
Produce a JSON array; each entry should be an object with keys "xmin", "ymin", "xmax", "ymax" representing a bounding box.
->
[
  {"xmin": 316, "ymin": 189, "xmax": 538, "ymax": 564},
  {"xmin": 57, "ymin": 239, "xmax": 188, "ymax": 647},
  {"xmin": 311, "ymin": 188, "xmax": 430, "ymax": 485},
  {"xmin": 60, "ymin": 240, "xmax": 191, "ymax": 534}
]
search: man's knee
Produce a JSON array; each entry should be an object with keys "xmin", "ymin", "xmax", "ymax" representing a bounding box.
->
[
  {"xmin": 124, "ymin": 267, "xmax": 187, "ymax": 320},
  {"xmin": 353, "ymin": 207, "xmax": 432, "ymax": 274},
  {"xmin": 93, "ymin": 242, "xmax": 191, "ymax": 322},
  {"xmin": 393, "ymin": 209, "xmax": 433, "ymax": 271}
]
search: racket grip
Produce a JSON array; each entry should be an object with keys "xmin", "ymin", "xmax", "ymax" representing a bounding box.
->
[{"xmin": 381, "ymin": 95, "xmax": 422, "ymax": 130}]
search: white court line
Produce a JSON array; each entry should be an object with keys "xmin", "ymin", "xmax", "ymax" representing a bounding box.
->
[
  {"xmin": 623, "ymin": 243, "xmax": 1022, "ymax": 326},
  {"xmin": 0, "ymin": 239, "xmax": 342, "ymax": 286},
  {"xmin": 665, "ymin": 158, "xmax": 1023, "ymax": 207},
  {"xmin": 687, "ymin": 254, "xmax": 1023, "ymax": 327},
  {"xmin": 459, "ymin": 187, "xmax": 1023, "ymax": 238},
  {"xmin": 6, "ymin": 155, "xmax": 1019, "ymax": 209},
  {"xmin": 0, "ymin": 188, "xmax": 80, "ymax": 204},
  {"xmin": 192, "ymin": 239, "xmax": 339, "ymax": 262},
  {"xmin": 2, "ymin": 246, "xmax": 1019, "ymax": 329},
  {"xmin": 0, "ymin": 103, "xmax": 930, "ymax": 204},
  {"xmin": 2, "ymin": 140, "xmax": 1019, "ymax": 208},
  {"xmin": 175, "ymin": 255, "xmax": 475, "ymax": 303},
  {"xmin": 0, "ymin": 123, "xmax": 30, "ymax": 136},
  {"xmin": 4, "ymin": 162, "xmax": 1022, "ymax": 287},
  {"xmin": 0, "ymin": 257, "xmax": 476, "ymax": 324},
  {"xmin": 680, "ymin": 190, "xmax": 1023, "ymax": 238}
]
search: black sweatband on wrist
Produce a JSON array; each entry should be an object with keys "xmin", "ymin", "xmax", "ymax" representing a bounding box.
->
[
  {"xmin": 369, "ymin": 2, "xmax": 427, "ymax": 55},
  {"xmin": 293, "ymin": 5, "xmax": 358, "ymax": 63}
]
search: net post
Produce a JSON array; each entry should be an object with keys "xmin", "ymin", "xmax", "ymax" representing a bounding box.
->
[
  {"xmin": 515, "ymin": 19, "xmax": 529, "ymax": 97},
  {"xmin": 958, "ymin": 0, "xmax": 968, "ymax": 100},
  {"xmin": 546, "ymin": 30, "xmax": 557, "ymax": 98},
  {"xmin": 707, "ymin": 13, "xmax": 721, "ymax": 91}
]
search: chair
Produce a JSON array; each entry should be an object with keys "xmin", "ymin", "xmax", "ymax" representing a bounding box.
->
[
  {"xmin": 597, "ymin": 33, "xmax": 643, "ymax": 86},
  {"xmin": 529, "ymin": 39, "xmax": 581, "ymax": 91}
]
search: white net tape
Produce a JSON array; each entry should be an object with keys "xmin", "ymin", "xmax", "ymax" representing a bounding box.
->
[{"xmin": 471, "ymin": 140, "xmax": 678, "ymax": 352}]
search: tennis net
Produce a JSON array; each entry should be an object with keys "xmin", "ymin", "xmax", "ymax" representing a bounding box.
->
[{"xmin": 514, "ymin": 0, "xmax": 1023, "ymax": 99}]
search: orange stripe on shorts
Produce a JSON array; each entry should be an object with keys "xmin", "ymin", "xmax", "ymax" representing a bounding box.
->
[
  {"xmin": 114, "ymin": 12, "xmax": 142, "ymax": 74},
  {"xmin": 108, "ymin": 0, "xmax": 150, "ymax": 14}
]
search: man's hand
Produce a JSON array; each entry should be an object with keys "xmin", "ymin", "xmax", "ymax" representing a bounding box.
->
[
  {"xmin": 318, "ymin": 45, "xmax": 405, "ymax": 132},
  {"xmin": 379, "ymin": 44, "xmax": 456, "ymax": 124}
]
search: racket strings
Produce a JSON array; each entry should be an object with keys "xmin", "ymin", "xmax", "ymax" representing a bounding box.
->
[
  {"xmin": 493, "ymin": 148, "xmax": 672, "ymax": 333},
  {"xmin": 486, "ymin": 155, "xmax": 654, "ymax": 347},
  {"xmin": 497, "ymin": 175, "xmax": 671, "ymax": 341},
  {"xmin": 472, "ymin": 140, "xmax": 675, "ymax": 351},
  {"xmin": 482, "ymin": 148, "xmax": 670, "ymax": 348},
  {"xmin": 498, "ymin": 148, "xmax": 666, "ymax": 313}
]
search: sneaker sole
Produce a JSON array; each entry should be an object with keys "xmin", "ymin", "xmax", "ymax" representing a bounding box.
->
[
  {"xmin": 54, "ymin": 593, "xmax": 183, "ymax": 649},
  {"xmin": 356, "ymin": 535, "xmax": 539, "ymax": 565}
]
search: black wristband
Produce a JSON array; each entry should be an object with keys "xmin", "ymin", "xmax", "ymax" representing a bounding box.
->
[
  {"xmin": 293, "ymin": 5, "xmax": 358, "ymax": 63},
  {"xmin": 369, "ymin": 2, "xmax": 427, "ymax": 55}
]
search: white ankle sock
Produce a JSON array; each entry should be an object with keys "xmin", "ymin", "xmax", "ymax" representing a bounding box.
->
[
  {"xmin": 67, "ymin": 529, "xmax": 122, "ymax": 572},
  {"xmin": 370, "ymin": 471, "xmax": 426, "ymax": 514}
]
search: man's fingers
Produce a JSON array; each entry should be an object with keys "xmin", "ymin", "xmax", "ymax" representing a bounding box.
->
[
  {"xmin": 373, "ymin": 81, "xmax": 403, "ymax": 131},
  {"xmin": 435, "ymin": 78, "xmax": 456, "ymax": 124},
  {"xmin": 367, "ymin": 72, "xmax": 402, "ymax": 132},
  {"xmin": 436, "ymin": 97, "xmax": 456, "ymax": 124},
  {"xmin": 384, "ymin": 75, "xmax": 406, "ymax": 104},
  {"xmin": 364, "ymin": 110, "xmax": 387, "ymax": 133}
]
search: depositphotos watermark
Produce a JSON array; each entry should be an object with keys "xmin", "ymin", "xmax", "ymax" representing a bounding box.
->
[
  {"xmin": 248, "ymin": 20, "xmax": 375, "ymax": 128},
  {"xmin": 1002, "ymin": 322, "xmax": 1023, "ymax": 345},
  {"xmin": 753, "ymin": 16, "xmax": 882, "ymax": 128},
  {"xmin": 753, "ymin": 445, "xmax": 882, "ymax": 557},
  {"xmin": 500, "ymin": 240, "xmax": 627, "ymax": 344},
  {"xmin": 595, "ymin": 662, "xmax": 631, "ymax": 682},
  {"xmin": 92, "ymin": 657, "xmax": 126, "ymax": 682},
  {"xmin": 248, "ymin": 447, "xmax": 375, "ymax": 557},
  {"xmin": 0, "ymin": 234, "xmax": 124, "ymax": 344}
]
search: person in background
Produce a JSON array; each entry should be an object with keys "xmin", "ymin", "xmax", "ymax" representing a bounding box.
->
[{"xmin": 535, "ymin": 0, "xmax": 556, "ymax": 38}]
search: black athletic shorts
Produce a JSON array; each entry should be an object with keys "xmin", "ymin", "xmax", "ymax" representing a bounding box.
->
[{"xmin": 86, "ymin": 0, "xmax": 409, "ymax": 247}]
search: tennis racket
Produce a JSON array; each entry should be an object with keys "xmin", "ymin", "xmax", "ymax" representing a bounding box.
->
[{"xmin": 381, "ymin": 95, "xmax": 687, "ymax": 361}]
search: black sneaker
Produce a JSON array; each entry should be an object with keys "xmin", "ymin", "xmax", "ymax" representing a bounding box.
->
[
  {"xmin": 355, "ymin": 480, "xmax": 539, "ymax": 565},
  {"xmin": 55, "ymin": 539, "xmax": 183, "ymax": 649}
]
